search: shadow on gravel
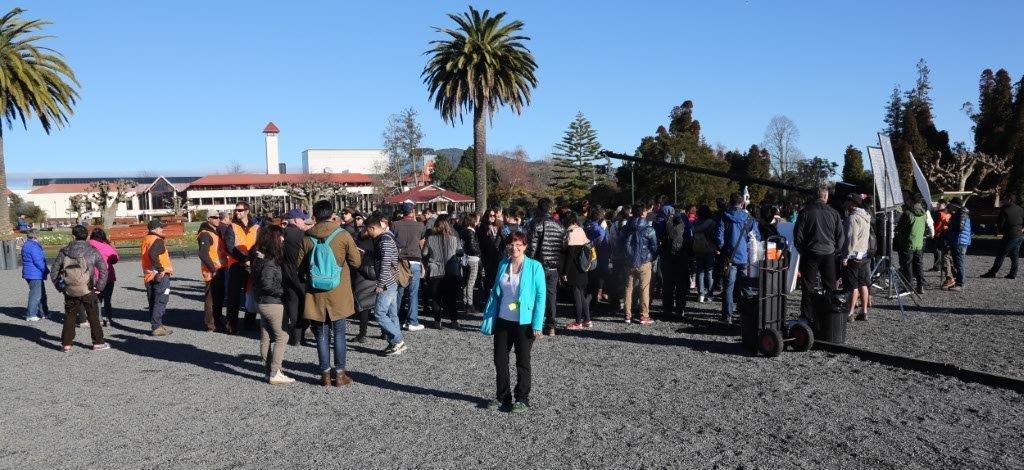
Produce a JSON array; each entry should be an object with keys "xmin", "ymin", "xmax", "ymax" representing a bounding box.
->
[
  {"xmin": 0, "ymin": 319, "xmax": 63, "ymax": 350},
  {"xmin": 557, "ymin": 328, "xmax": 749, "ymax": 356},
  {"xmin": 107, "ymin": 333, "xmax": 265, "ymax": 382},
  {"xmin": 874, "ymin": 304, "xmax": 1021, "ymax": 316},
  {"xmin": 121, "ymin": 286, "xmax": 205, "ymax": 303}
]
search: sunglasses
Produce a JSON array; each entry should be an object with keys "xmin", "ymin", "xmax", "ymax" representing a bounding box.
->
[{"xmin": 235, "ymin": 209, "xmax": 247, "ymax": 212}]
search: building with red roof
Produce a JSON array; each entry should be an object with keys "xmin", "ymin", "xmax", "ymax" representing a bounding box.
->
[{"xmin": 385, "ymin": 184, "xmax": 475, "ymax": 214}]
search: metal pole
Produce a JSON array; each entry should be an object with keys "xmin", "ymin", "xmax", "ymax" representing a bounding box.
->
[
  {"xmin": 630, "ymin": 164, "xmax": 635, "ymax": 205},
  {"xmin": 673, "ymin": 170, "xmax": 678, "ymax": 205}
]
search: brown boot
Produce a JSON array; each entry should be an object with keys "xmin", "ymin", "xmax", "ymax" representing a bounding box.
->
[
  {"xmin": 334, "ymin": 370, "xmax": 353, "ymax": 387},
  {"xmin": 941, "ymin": 277, "xmax": 955, "ymax": 289},
  {"xmin": 321, "ymin": 371, "xmax": 332, "ymax": 387}
]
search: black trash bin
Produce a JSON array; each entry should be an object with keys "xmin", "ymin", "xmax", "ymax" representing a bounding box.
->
[{"xmin": 810, "ymin": 292, "xmax": 847, "ymax": 343}]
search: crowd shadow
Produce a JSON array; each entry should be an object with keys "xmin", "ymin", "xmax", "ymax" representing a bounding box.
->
[
  {"xmin": 875, "ymin": 304, "xmax": 1021, "ymax": 317},
  {"xmin": 122, "ymin": 286, "xmax": 205, "ymax": 303},
  {"xmin": 106, "ymin": 333, "xmax": 266, "ymax": 382},
  {"xmin": 556, "ymin": 328, "xmax": 750, "ymax": 357},
  {"xmin": 0, "ymin": 316, "xmax": 65, "ymax": 350}
]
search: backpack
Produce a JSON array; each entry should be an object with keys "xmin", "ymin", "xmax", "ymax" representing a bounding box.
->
[
  {"xmin": 59, "ymin": 254, "xmax": 93, "ymax": 297},
  {"xmin": 692, "ymin": 229, "xmax": 715, "ymax": 255},
  {"xmin": 395, "ymin": 259, "xmax": 412, "ymax": 288},
  {"xmin": 307, "ymin": 228, "xmax": 343, "ymax": 292},
  {"xmin": 576, "ymin": 242, "xmax": 597, "ymax": 272}
]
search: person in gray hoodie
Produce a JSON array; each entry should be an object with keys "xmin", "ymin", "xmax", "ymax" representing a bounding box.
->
[
  {"xmin": 50, "ymin": 225, "xmax": 109, "ymax": 351},
  {"xmin": 842, "ymin": 194, "xmax": 872, "ymax": 321}
]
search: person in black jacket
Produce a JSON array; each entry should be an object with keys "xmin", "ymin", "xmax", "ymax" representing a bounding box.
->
[
  {"xmin": 281, "ymin": 209, "xmax": 310, "ymax": 345},
  {"xmin": 351, "ymin": 225, "xmax": 378, "ymax": 343},
  {"xmin": 459, "ymin": 212, "xmax": 482, "ymax": 313},
  {"xmin": 562, "ymin": 213, "xmax": 592, "ymax": 329},
  {"xmin": 251, "ymin": 225, "xmax": 295, "ymax": 385},
  {"xmin": 525, "ymin": 198, "xmax": 567, "ymax": 336},
  {"xmin": 478, "ymin": 207, "xmax": 506, "ymax": 299},
  {"xmin": 982, "ymin": 195, "xmax": 1024, "ymax": 279},
  {"xmin": 793, "ymin": 187, "xmax": 846, "ymax": 319}
]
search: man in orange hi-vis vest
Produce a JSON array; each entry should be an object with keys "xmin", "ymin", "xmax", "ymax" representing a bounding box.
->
[
  {"xmin": 223, "ymin": 201, "xmax": 260, "ymax": 333},
  {"xmin": 197, "ymin": 213, "xmax": 228, "ymax": 332},
  {"xmin": 141, "ymin": 219, "xmax": 173, "ymax": 336}
]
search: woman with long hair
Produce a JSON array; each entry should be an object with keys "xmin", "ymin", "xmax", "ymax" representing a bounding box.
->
[
  {"xmin": 422, "ymin": 214, "xmax": 464, "ymax": 329},
  {"xmin": 458, "ymin": 212, "xmax": 482, "ymax": 314},
  {"xmin": 690, "ymin": 205, "xmax": 717, "ymax": 303},
  {"xmin": 88, "ymin": 228, "xmax": 119, "ymax": 326},
  {"xmin": 481, "ymin": 232, "xmax": 546, "ymax": 414},
  {"xmin": 251, "ymin": 225, "xmax": 294, "ymax": 385}
]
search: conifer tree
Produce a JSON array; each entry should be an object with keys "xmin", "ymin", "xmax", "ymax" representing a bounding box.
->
[
  {"xmin": 551, "ymin": 112, "xmax": 602, "ymax": 201},
  {"xmin": 1006, "ymin": 76, "xmax": 1024, "ymax": 202},
  {"xmin": 976, "ymin": 69, "xmax": 1015, "ymax": 158},
  {"xmin": 841, "ymin": 145, "xmax": 871, "ymax": 193}
]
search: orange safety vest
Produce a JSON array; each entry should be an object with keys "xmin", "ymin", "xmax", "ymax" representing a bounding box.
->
[
  {"xmin": 198, "ymin": 228, "xmax": 228, "ymax": 276},
  {"xmin": 227, "ymin": 221, "xmax": 259, "ymax": 267},
  {"xmin": 141, "ymin": 234, "xmax": 173, "ymax": 283}
]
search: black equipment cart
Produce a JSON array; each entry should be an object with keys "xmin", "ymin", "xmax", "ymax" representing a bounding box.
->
[{"xmin": 740, "ymin": 236, "xmax": 814, "ymax": 357}]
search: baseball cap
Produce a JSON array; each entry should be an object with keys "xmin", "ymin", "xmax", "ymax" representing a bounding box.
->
[
  {"xmin": 285, "ymin": 208, "xmax": 309, "ymax": 220},
  {"xmin": 147, "ymin": 219, "xmax": 164, "ymax": 230},
  {"xmin": 400, "ymin": 202, "xmax": 415, "ymax": 215}
]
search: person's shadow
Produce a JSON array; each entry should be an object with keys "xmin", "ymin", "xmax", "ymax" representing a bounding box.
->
[
  {"xmin": 107, "ymin": 333, "xmax": 266, "ymax": 382},
  {"xmin": 0, "ymin": 319, "xmax": 66, "ymax": 350}
]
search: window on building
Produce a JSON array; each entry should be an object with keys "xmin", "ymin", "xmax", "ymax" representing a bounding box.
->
[
  {"xmin": 126, "ymin": 200, "xmax": 133, "ymax": 210},
  {"xmin": 201, "ymin": 198, "xmax": 213, "ymax": 205}
]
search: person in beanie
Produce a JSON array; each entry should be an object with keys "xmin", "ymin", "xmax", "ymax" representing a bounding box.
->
[
  {"xmin": 843, "ymin": 194, "xmax": 873, "ymax": 320},
  {"xmin": 197, "ymin": 213, "xmax": 228, "ymax": 332},
  {"xmin": 51, "ymin": 225, "xmax": 110, "ymax": 351},
  {"xmin": 945, "ymin": 197, "xmax": 972, "ymax": 291},
  {"xmin": 21, "ymin": 229, "xmax": 50, "ymax": 321},
  {"xmin": 142, "ymin": 219, "xmax": 173, "ymax": 336},
  {"xmin": 895, "ymin": 193, "xmax": 930, "ymax": 295},
  {"xmin": 297, "ymin": 200, "xmax": 362, "ymax": 387},
  {"xmin": 981, "ymin": 194, "xmax": 1024, "ymax": 280}
]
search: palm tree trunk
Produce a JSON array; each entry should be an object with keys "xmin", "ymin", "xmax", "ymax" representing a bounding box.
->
[
  {"xmin": 473, "ymin": 103, "xmax": 487, "ymax": 213},
  {"xmin": 0, "ymin": 134, "xmax": 10, "ymax": 234}
]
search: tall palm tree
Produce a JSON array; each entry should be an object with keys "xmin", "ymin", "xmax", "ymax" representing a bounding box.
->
[
  {"xmin": 423, "ymin": 6, "xmax": 537, "ymax": 211},
  {"xmin": 0, "ymin": 8, "xmax": 79, "ymax": 233}
]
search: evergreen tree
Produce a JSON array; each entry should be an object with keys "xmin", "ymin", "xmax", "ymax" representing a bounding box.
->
[
  {"xmin": 973, "ymin": 69, "xmax": 997, "ymax": 151},
  {"xmin": 669, "ymin": 100, "xmax": 701, "ymax": 138},
  {"xmin": 431, "ymin": 153, "xmax": 455, "ymax": 187},
  {"xmin": 551, "ymin": 112, "xmax": 602, "ymax": 202},
  {"xmin": 1007, "ymin": 76, "xmax": 1024, "ymax": 202},
  {"xmin": 841, "ymin": 145, "xmax": 872, "ymax": 193},
  {"xmin": 727, "ymin": 145, "xmax": 770, "ymax": 202},
  {"xmin": 898, "ymin": 107, "xmax": 928, "ymax": 188},
  {"xmin": 976, "ymin": 69, "xmax": 1015, "ymax": 158},
  {"xmin": 883, "ymin": 85, "xmax": 904, "ymax": 139}
]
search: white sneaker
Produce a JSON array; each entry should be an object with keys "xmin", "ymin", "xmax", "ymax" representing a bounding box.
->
[
  {"xmin": 269, "ymin": 371, "xmax": 296, "ymax": 385},
  {"xmin": 698, "ymin": 295, "xmax": 706, "ymax": 303},
  {"xmin": 401, "ymin": 323, "xmax": 409, "ymax": 331},
  {"xmin": 406, "ymin": 323, "xmax": 425, "ymax": 332},
  {"xmin": 26, "ymin": 316, "xmax": 40, "ymax": 322}
]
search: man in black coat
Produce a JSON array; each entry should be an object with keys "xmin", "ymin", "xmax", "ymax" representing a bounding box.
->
[
  {"xmin": 793, "ymin": 187, "xmax": 845, "ymax": 319},
  {"xmin": 282, "ymin": 208, "xmax": 310, "ymax": 345},
  {"xmin": 982, "ymin": 195, "xmax": 1024, "ymax": 279},
  {"xmin": 525, "ymin": 197, "xmax": 567, "ymax": 336}
]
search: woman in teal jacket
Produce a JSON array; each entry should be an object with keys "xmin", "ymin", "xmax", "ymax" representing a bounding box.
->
[{"xmin": 480, "ymin": 232, "xmax": 545, "ymax": 413}]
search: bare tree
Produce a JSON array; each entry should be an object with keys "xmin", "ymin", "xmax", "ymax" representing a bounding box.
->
[
  {"xmin": 920, "ymin": 144, "xmax": 1012, "ymax": 199},
  {"xmin": 382, "ymin": 108, "xmax": 425, "ymax": 187},
  {"xmin": 491, "ymin": 146, "xmax": 532, "ymax": 204},
  {"xmin": 370, "ymin": 159, "xmax": 402, "ymax": 198},
  {"xmin": 278, "ymin": 175, "xmax": 347, "ymax": 212},
  {"xmin": 762, "ymin": 115, "xmax": 802, "ymax": 177},
  {"xmin": 66, "ymin": 194, "xmax": 91, "ymax": 221},
  {"xmin": 88, "ymin": 180, "xmax": 138, "ymax": 228},
  {"xmin": 161, "ymin": 193, "xmax": 189, "ymax": 218},
  {"xmin": 225, "ymin": 160, "xmax": 245, "ymax": 174}
]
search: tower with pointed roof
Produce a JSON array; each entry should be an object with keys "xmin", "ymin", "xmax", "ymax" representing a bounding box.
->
[{"xmin": 264, "ymin": 122, "xmax": 280, "ymax": 175}]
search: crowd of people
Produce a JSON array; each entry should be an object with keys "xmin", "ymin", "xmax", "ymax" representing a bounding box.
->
[{"xmin": 18, "ymin": 187, "xmax": 1023, "ymax": 412}]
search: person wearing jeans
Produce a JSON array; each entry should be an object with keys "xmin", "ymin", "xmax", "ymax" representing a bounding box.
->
[
  {"xmin": 982, "ymin": 195, "xmax": 1024, "ymax": 280},
  {"xmin": 717, "ymin": 193, "xmax": 763, "ymax": 323},
  {"xmin": 312, "ymin": 319, "xmax": 349, "ymax": 383},
  {"xmin": 392, "ymin": 203, "xmax": 425, "ymax": 330},
  {"xmin": 945, "ymin": 197, "xmax": 972, "ymax": 291},
  {"xmin": 367, "ymin": 215, "xmax": 407, "ymax": 356},
  {"xmin": 459, "ymin": 213, "xmax": 482, "ymax": 313},
  {"xmin": 21, "ymin": 230, "xmax": 50, "ymax": 321}
]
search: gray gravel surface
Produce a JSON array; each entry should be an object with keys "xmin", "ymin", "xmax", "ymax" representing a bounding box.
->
[{"xmin": 1, "ymin": 257, "xmax": 1023, "ymax": 469}]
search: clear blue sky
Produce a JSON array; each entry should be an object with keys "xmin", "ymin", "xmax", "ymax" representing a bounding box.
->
[{"xmin": 6, "ymin": 0, "xmax": 1023, "ymax": 188}]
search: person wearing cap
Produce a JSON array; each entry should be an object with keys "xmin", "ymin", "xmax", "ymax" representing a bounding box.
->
[
  {"xmin": 21, "ymin": 229, "xmax": 51, "ymax": 321},
  {"xmin": 197, "ymin": 213, "xmax": 228, "ymax": 332},
  {"xmin": 392, "ymin": 202, "xmax": 426, "ymax": 331},
  {"xmin": 282, "ymin": 208, "xmax": 310, "ymax": 345},
  {"xmin": 142, "ymin": 219, "xmax": 173, "ymax": 336}
]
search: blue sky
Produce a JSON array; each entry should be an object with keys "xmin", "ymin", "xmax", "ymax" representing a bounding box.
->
[{"xmin": 5, "ymin": 1, "xmax": 1023, "ymax": 188}]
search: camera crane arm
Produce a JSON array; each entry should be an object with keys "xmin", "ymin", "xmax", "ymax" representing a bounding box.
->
[{"xmin": 599, "ymin": 150, "xmax": 816, "ymax": 196}]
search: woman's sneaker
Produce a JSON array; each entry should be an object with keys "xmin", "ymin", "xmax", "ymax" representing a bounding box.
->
[
  {"xmin": 269, "ymin": 371, "xmax": 296, "ymax": 385},
  {"xmin": 511, "ymin": 401, "xmax": 529, "ymax": 413},
  {"xmin": 582, "ymin": 321, "xmax": 593, "ymax": 329},
  {"xmin": 566, "ymin": 322, "xmax": 584, "ymax": 330},
  {"xmin": 91, "ymin": 343, "xmax": 111, "ymax": 351},
  {"xmin": 61, "ymin": 345, "xmax": 72, "ymax": 352}
]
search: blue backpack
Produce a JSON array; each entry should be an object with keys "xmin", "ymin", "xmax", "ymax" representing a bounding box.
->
[{"xmin": 308, "ymin": 228, "xmax": 343, "ymax": 291}]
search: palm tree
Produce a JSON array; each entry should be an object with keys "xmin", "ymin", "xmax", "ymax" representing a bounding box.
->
[
  {"xmin": 0, "ymin": 8, "xmax": 79, "ymax": 233},
  {"xmin": 422, "ymin": 6, "xmax": 537, "ymax": 211}
]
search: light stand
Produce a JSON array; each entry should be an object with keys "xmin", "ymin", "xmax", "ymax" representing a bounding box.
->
[{"xmin": 868, "ymin": 144, "xmax": 920, "ymax": 318}]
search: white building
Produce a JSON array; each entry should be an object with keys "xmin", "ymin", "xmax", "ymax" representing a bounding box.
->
[
  {"xmin": 302, "ymin": 149, "xmax": 386, "ymax": 174},
  {"xmin": 186, "ymin": 173, "xmax": 378, "ymax": 214},
  {"xmin": 24, "ymin": 176, "xmax": 190, "ymax": 222}
]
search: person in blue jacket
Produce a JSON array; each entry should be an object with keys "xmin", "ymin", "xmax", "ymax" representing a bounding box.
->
[
  {"xmin": 716, "ymin": 192, "xmax": 761, "ymax": 323},
  {"xmin": 21, "ymin": 230, "xmax": 50, "ymax": 321},
  {"xmin": 945, "ymin": 197, "xmax": 972, "ymax": 291},
  {"xmin": 480, "ymin": 231, "xmax": 545, "ymax": 414}
]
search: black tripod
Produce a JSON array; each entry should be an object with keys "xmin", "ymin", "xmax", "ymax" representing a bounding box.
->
[{"xmin": 869, "ymin": 210, "xmax": 920, "ymax": 318}]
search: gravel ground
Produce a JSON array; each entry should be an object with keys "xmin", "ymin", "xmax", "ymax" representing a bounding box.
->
[{"xmin": 1, "ymin": 257, "xmax": 1023, "ymax": 469}]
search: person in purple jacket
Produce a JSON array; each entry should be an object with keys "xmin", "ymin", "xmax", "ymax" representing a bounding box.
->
[{"xmin": 21, "ymin": 230, "xmax": 50, "ymax": 321}]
